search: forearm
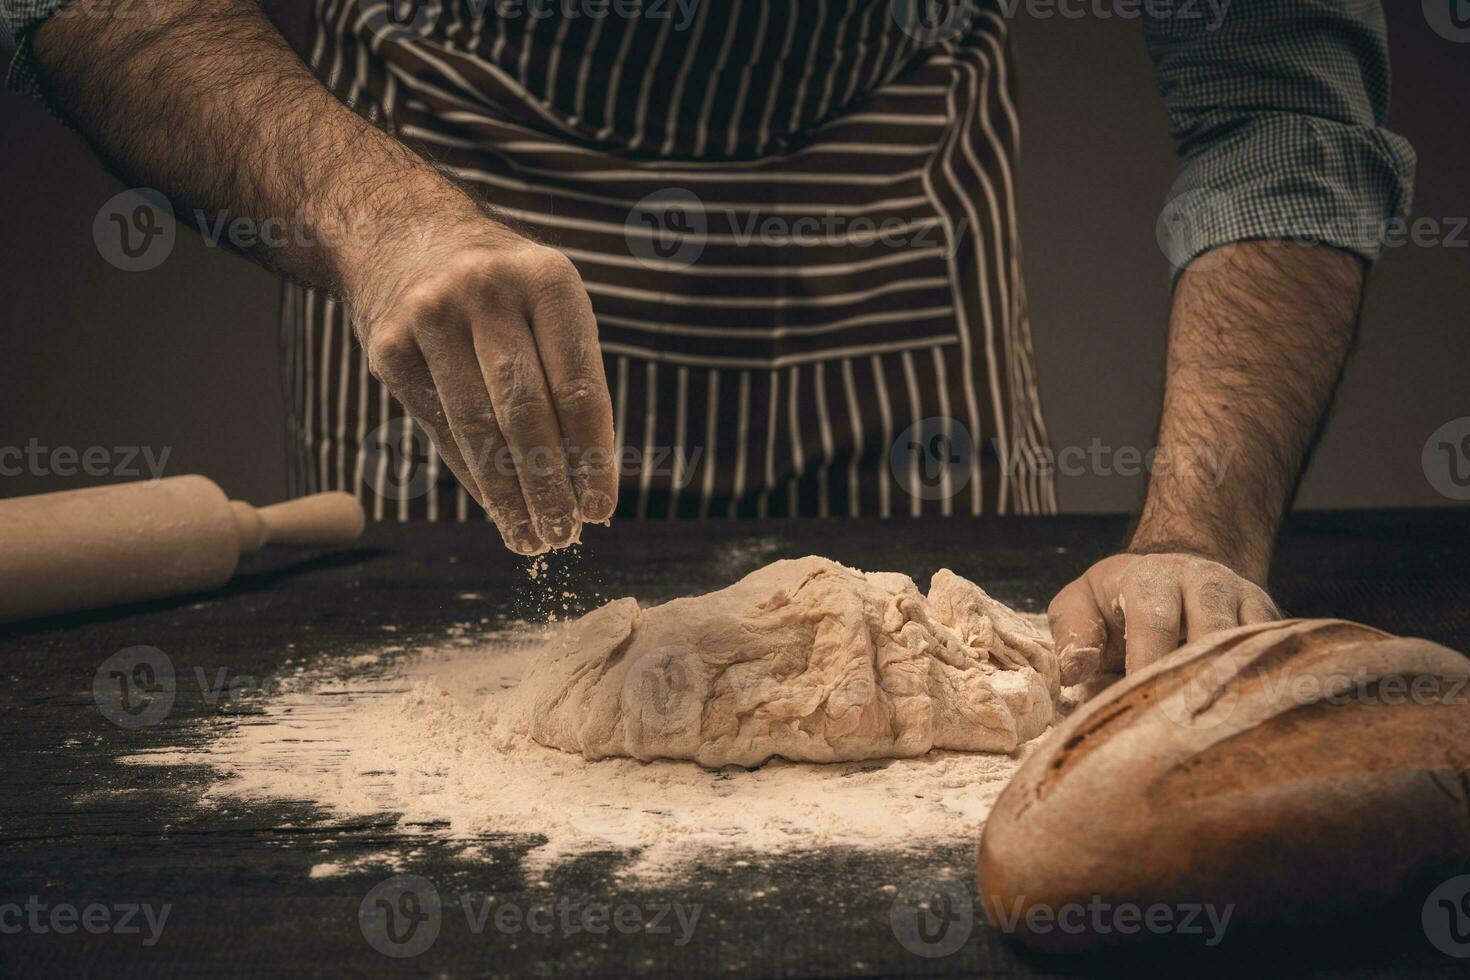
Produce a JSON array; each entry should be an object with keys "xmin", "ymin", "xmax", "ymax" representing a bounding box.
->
[
  {"xmin": 1130, "ymin": 242, "xmax": 1365, "ymax": 585},
  {"xmin": 30, "ymin": 0, "xmax": 484, "ymax": 300}
]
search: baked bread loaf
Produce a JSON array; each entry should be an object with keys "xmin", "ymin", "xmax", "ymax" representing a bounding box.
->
[{"xmin": 977, "ymin": 619, "xmax": 1470, "ymax": 951}]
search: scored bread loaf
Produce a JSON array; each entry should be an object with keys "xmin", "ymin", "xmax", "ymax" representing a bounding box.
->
[{"xmin": 977, "ymin": 618, "xmax": 1470, "ymax": 951}]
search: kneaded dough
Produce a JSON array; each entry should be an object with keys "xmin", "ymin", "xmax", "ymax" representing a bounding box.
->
[{"xmin": 505, "ymin": 557, "xmax": 1061, "ymax": 768}]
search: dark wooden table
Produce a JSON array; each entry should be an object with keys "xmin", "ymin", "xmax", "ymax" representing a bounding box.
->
[{"xmin": 3, "ymin": 511, "xmax": 1468, "ymax": 978}]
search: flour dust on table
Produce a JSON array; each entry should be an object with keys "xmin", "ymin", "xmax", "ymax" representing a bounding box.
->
[{"xmin": 120, "ymin": 559, "xmax": 1066, "ymax": 878}]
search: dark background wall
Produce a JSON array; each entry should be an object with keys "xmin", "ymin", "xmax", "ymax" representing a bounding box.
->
[{"xmin": 2, "ymin": 3, "xmax": 1466, "ymax": 512}]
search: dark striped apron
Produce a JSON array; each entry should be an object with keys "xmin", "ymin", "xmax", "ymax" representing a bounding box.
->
[{"xmin": 283, "ymin": 0, "xmax": 1056, "ymax": 521}]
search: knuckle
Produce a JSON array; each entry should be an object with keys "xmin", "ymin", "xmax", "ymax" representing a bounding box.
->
[
  {"xmin": 551, "ymin": 377, "xmax": 607, "ymax": 419},
  {"xmin": 395, "ymin": 277, "xmax": 464, "ymax": 330},
  {"xmin": 521, "ymin": 245, "xmax": 581, "ymax": 287},
  {"xmin": 1141, "ymin": 615, "xmax": 1177, "ymax": 638},
  {"xmin": 365, "ymin": 326, "xmax": 418, "ymax": 381},
  {"xmin": 1194, "ymin": 579, "xmax": 1235, "ymax": 611},
  {"xmin": 488, "ymin": 352, "xmax": 528, "ymax": 391},
  {"xmin": 496, "ymin": 393, "xmax": 545, "ymax": 435},
  {"xmin": 474, "ymin": 246, "xmax": 581, "ymax": 302},
  {"xmin": 457, "ymin": 420, "xmax": 506, "ymax": 472}
]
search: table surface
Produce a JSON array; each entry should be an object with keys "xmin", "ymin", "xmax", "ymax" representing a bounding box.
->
[{"xmin": 3, "ymin": 510, "xmax": 1468, "ymax": 978}]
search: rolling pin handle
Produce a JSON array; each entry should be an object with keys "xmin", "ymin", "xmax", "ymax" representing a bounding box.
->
[
  {"xmin": 233, "ymin": 492, "xmax": 366, "ymax": 555},
  {"xmin": 232, "ymin": 501, "xmax": 267, "ymax": 555}
]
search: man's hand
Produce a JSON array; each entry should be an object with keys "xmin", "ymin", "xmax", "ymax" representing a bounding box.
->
[
  {"xmin": 344, "ymin": 218, "xmax": 616, "ymax": 554},
  {"xmin": 1049, "ymin": 241, "xmax": 1365, "ymax": 685},
  {"xmin": 1048, "ymin": 552, "xmax": 1280, "ymax": 685},
  {"xmin": 31, "ymin": 0, "xmax": 616, "ymax": 554}
]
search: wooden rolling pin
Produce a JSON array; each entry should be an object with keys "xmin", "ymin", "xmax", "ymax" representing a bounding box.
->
[{"xmin": 0, "ymin": 475, "xmax": 365, "ymax": 623}]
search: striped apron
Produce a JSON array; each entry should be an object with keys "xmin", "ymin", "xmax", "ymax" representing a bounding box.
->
[{"xmin": 283, "ymin": 0, "xmax": 1056, "ymax": 521}]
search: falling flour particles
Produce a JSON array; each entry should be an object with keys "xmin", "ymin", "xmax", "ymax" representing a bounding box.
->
[{"xmin": 122, "ymin": 566, "xmax": 1066, "ymax": 880}]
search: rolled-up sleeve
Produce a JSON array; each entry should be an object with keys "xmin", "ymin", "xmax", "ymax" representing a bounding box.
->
[
  {"xmin": 2, "ymin": 0, "xmax": 81, "ymax": 97},
  {"xmin": 1145, "ymin": 0, "xmax": 1416, "ymax": 280}
]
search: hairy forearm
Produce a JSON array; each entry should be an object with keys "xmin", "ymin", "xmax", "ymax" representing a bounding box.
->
[
  {"xmin": 1130, "ymin": 242, "xmax": 1365, "ymax": 584},
  {"xmin": 30, "ymin": 0, "xmax": 484, "ymax": 299}
]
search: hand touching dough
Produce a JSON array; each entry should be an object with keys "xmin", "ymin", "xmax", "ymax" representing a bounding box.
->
[{"xmin": 506, "ymin": 557, "xmax": 1060, "ymax": 767}]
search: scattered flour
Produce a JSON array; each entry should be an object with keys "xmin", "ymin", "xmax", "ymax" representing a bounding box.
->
[{"xmin": 122, "ymin": 615, "xmax": 1057, "ymax": 880}]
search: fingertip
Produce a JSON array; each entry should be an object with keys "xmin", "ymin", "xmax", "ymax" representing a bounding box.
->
[
  {"xmin": 1059, "ymin": 645, "xmax": 1101, "ymax": 687},
  {"xmin": 579, "ymin": 488, "xmax": 615, "ymax": 524},
  {"xmin": 500, "ymin": 520, "xmax": 546, "ymax": 556}
]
